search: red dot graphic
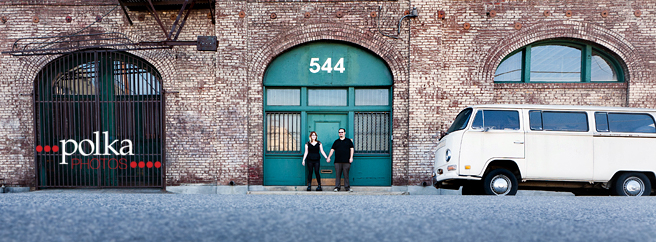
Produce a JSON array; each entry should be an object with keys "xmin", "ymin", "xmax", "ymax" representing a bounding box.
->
[
  {"xmin": 146, "ymin": 161, "xmax": 153, "ymax": 168},
  {"xmin": 36, "ymin": 145, "xmax": 43, "ymax": 152},
  {"xmin": 44, "ymin": 145, "xmax": 51, "ymax": 152},
  {"xmin": 52, "ymin": 145, "xmax": 59, "ymax": 152},
  {"xmin": 155, "ymin": 161, "xmax": 161, "ymax": 168},
  {"xmin": 138, "ymin": 161, "xmax": 145, "ymax": 168},
  {"xmin": 130, "ymin": 161, "xmax": 137, "ymax": 168}
]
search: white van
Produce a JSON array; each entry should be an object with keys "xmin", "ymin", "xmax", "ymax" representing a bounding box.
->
[{"xmin": 432, "ymin": 104, "xmax": 656, "ymax": 196}]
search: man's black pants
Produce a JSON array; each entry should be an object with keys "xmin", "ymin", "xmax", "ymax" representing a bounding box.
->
[{"xmin": 334, "ymin": 163, "xmax": 350, "ymax": 190}]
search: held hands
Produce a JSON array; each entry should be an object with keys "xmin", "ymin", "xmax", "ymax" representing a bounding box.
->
[
  {"xmin": 349, "ymin": 158, "xmax": 353, "ymax": 163},
  {"xmin": 326, "ymin": 157, "xmax": 331, "ymax": 163}
]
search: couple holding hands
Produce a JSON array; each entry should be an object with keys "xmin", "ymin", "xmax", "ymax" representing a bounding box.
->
[{"xmin": 302, "ymin": 128, "xmax": 354, "ymax": 192}]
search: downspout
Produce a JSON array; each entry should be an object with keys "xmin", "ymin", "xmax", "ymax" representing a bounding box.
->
[{"xmin": 406, "ymin": 3, "xmax": 414, "ymax": 186}]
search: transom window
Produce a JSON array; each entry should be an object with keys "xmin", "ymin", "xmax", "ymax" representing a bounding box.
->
[
  {"xmin": 267, "ymin": 89, "xmax": 300, "ymax": 106},
  {"xmin": 308, "ymin": 89, "xmax": 347, "ymax": 106},
  {"xmin": 495, "ymin": 41, "xmax": 624, "ymax": 83}
]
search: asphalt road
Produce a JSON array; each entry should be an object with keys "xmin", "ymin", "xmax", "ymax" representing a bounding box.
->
[{"xmin": 1, "ymin": 193, "xmax": 656, "ymax": 242}]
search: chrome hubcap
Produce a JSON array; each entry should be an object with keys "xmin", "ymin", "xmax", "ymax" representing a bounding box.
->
[
  {"xmin": 623, "ymin": 177, "xmax": 645, "ymax": 196},
  {"xmin": 491, "ymin": 175, "xmax": 511, "ymax": 195}
]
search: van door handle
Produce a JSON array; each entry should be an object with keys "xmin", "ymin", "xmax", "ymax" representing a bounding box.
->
[{"xmin": 514, "ymin": 141, "xmax": 524, "ymax": 144}]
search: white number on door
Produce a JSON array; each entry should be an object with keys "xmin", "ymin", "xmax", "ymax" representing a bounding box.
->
[
  {"xmin": 309, "ymin": 58, "xmax": 345, "ymax": 73},
  {"xmin": 309, "ymin": 58, "xmax": 321, "ymax": 73}
]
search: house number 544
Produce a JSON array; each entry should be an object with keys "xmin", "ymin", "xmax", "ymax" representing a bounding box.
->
[{"xmin": 309, "ymin": 58, "xmax": 345, "ymax": 73}]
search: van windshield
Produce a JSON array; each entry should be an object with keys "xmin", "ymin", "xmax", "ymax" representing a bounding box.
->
[{"xmin": 447, "ymin": 108, "xmax": 473, "ymax": 134}]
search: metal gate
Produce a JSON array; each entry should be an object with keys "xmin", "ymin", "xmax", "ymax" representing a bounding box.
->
[{"xmin": 34, "ymin": 50, "xmax": 165, "ymax": 188}]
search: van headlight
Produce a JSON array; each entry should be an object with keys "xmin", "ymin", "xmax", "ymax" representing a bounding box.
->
[{"xmin": 445, "ymin": 149, "xmax": 452, "ymax": 162}]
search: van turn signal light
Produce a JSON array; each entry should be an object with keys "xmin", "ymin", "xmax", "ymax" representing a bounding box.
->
[{"xmin": 465, "ymin": 165, "xmax": 471, "ymax": 170}]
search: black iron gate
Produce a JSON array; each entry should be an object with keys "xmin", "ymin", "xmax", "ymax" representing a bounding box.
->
[{"xmin": 34, "ymin": 50, "xmax": 165, "ymax": 188}]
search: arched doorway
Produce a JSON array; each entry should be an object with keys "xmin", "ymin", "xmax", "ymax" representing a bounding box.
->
[
  {"xmin": 34, "ymin": 50, "xmax": 165, "ymax": 188},
  {"xmin": 263, "ymin": 41, "xmax": 393, "ymax": 186}
]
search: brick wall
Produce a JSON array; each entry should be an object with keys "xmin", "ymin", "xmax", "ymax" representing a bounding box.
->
[
  {"xmin": 243, "ymin": 1, "xmax": 411, "ymax": 185},
  {"xmin": 407, "ymin": 0, "xmax": 656, "ymax": 185},
  {"xmin": 0, "ymin": 3, "xmax": 221, "ymax": 186},
  {"xmin": 2, "ymin": 0, "xmax": 656, "ymax": 187}
]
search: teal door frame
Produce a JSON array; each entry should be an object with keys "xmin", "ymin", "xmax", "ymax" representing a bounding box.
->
[
  {"xmin": 263, "ymin": 87, "xmax": 393, "ymax": 186},
  {"xmin": 263, "ymin": 41, "xmax": 393, "ymax": 186}
]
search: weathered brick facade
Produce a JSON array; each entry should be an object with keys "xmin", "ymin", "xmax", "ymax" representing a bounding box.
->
[
  {"xmin": 408, "ymin": 0, "xmax": 655, "ymax": 185},
  {"xmin": 1, "ymin": 0, "xmax": 655, "ymax": 188}
]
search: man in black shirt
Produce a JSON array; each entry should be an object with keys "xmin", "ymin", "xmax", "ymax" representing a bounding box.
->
[{"xmin": 327, "ymin": 128, "xmax": 354, "ymax": 192}]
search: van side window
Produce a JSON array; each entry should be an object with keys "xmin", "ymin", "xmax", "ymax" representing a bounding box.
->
[
  {"xmin": 471, "ymin": 110, "xmax": 520, "ymax": 130},
  {"xmin": 595, "ymin": 112, "xmax": 609, "ymax": 132},
  {"xmin": 608, "ymin": 113, "xmax": 656, "ymax": 133},
  {"xmin": 472, "ymin": 110, "xmax": 483, "ymax": 129},
  {"xmin": 529, "ymin": 111, "xmax": 543, "ymax": 131},
  {"xmin": 542, "ymin": 111, "xmax": 588, "ymax": 132}
]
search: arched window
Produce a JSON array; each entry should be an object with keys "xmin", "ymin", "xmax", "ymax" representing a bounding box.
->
[
  {"xmin": 494, "ymin": 41, "xmax": 624, "ymax": 83},
  {"xmin": 35, "ymin": 50, "xmax": 165, "ymax": 188}
]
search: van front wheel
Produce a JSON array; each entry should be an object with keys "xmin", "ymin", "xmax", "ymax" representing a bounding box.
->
[
  {"xmin": 483, "ymin": 169, "xmax": 518, "ymax": 196},
  {"xmin": 612, "ymin": 173, "xmax": 651, "ymax": 196}
]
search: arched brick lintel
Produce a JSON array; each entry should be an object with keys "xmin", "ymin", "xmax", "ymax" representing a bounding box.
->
[
  {"xmin": 481, "ymin": 21, "xmax": 645, "ymax": 85},
  {"xmin": 11, "ymin": 48, "xmax": 175, "ymax": 187},
  {"xmin": 16, "ymin": 49, "xmax": 176, "ymax": 96},
  {"xmin": 246, "ymin": 24, "xmax": 409, "ymax": 185},
  {"xmin": 249, "ymin": 23, "xmax": 409, "ymax": 84}
]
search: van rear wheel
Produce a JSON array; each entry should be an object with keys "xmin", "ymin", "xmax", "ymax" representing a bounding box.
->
[
  {"xmin": 483, "ymin": 169, "xmax": 518, "ymax": 196},
  {"xmin": 612, "ymin": 173, "xmax": 651, "ymax": 196}
]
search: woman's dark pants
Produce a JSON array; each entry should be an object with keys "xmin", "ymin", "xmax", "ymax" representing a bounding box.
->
[{"xmin": 306, "ymin": 161, "xmax": 321, "ymax": 186}]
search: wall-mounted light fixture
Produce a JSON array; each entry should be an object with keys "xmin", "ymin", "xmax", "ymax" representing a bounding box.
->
[
  {"xmin": 377, "ymin": 6, "xmax": 419, "ymax": 39},
  {"xmin": 396, "ymin": 7, "xmax": 419, "ymax": 36}
]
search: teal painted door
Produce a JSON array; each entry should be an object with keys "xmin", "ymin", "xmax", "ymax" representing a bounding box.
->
[
  {"xmin": 263, "ymin": 153, "xmax": 305, "ymax": 185},
  {"xmin": 308, "ymin": 114, "xmax": 347, "ymax": 185},
  {"xmin": 263, "ymin": 41, "xmax": 393, "ymax": 186}
]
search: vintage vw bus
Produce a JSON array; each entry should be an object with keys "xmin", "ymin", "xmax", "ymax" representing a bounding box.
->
[{"xmin": 433, "ymin": 104, "xmax": 656, "ymax": 196}]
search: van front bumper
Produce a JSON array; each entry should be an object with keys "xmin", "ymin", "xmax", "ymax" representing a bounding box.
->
[{"xmin": 432, "ymin": 169, "xmax": 481, "ymax": 190}]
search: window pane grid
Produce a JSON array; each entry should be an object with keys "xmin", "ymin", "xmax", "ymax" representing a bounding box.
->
[
  {"xmin": 494, "ymin": 52, "xmax": 522, "ymax": 82},
  {"xmin": 266, "ymin": 112, "xmax": 301, "ymax": 153},
  {"xmin": 591, "ymin": 53, "xmax": 618, "ymax": 82},
  {"xmin": 308, "ymin": 89, "xmax": 347, "ymax": 106},
  {"xmin": 530, "ymin": 45, "xmax": 581, "ymax": 82},
  {"xmin": 355, "ymin": 89, "xmax": 389, "ymax": 106},
  {"xmin": 267, "ymin": 89, "xmax": 300, "ymax": 106},
  {"xmin": 494, "ymin": 43, "xmax": 622, "ymax": 83},
  {"xmin": 354, "ymin": 112, "xmax": 390, "ymax": 154}
]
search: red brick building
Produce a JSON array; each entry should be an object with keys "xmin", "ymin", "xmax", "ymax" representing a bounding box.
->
[{"xmin": 0, "ymin": 0, "xmax": 653, "ymax": 192}]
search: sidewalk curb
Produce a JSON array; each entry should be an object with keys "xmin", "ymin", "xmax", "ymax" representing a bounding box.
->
[{"xmin": 247, "ymin": 191, "xmax": 408, "ymax": 195}]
